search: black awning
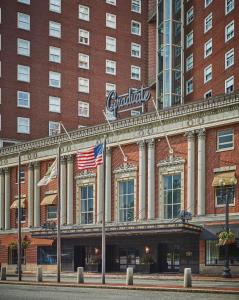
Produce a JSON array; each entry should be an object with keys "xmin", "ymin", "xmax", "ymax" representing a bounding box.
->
[{"xmin": 200, "ymin": 224, "xmax": 239, "ymax": 240}]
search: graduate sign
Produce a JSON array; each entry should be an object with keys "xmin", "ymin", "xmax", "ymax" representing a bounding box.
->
[{"xmin": 106, "ymin": 86, "xmax": 151, "ymax": 119}]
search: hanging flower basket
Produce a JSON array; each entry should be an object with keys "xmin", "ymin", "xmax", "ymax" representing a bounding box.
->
[{"xmin": 218, "ymin": 230, "xmax": 236, "ymax": 246}]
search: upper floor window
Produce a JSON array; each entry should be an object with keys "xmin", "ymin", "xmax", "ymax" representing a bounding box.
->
[
  {"xmin": 106, "ymin": 59, "xmax": 116, "ymax": 75},
  {"xmin": 106, "ymin": 82, "xmax": 116, "ymax": 96},
  {"xmin": 225, "ymin": 0, "xmax": 234, "ymax": 15},
  {"xmin": 78, "ymin": 53, "xmax": 89, "ymax": 69},
  {"xmin": 79, "ymin": 5, "xmax": 90, "ymax": 21},
  {"xmin": 131, "ymin": 0, "xmax": 141, "ymax": 13},
  {"xmin": 205, "ymin": 0, "xmax": 213, "ymax": 7},
  {"xmin": 186, "ymin": 78, "xmax": 193, "ymax": 95},
  {"xmin": 17, "ymin": 65, "xmax": 30, "ymax": 82},
  {"xmin": 78, "ymin": 101, "xmax": 89, "ymax": 117},
  {"xmin": 204, "ymin": 13, "xmax": 212, "ymax": 33},
  {"xmin": 204, "ymin": 64, "xmax": 212, "ymax": 83},
  {"xmin": 106, "ymin": 13, "xmax": 116, "ymax": 29},
  {"xmin": 18, "ymin": 0, "xmax": 30, "ymax": 5},
  {"xmin": 131, "ymin": 65, "xmax": 141, "ymax": 80},
  {"xmin": 49, "ymin": 71, "xmax": 61, "ymax": 88},
  {"xmin": 106, "ymin": 0, "xmax": 116, "ymax": 5},
  {"xmin": 131, "ymin": 20, "xmax": 141, "ymax": 35},
  {"xmin": 78, "ymin": 77, "xmax": 89, "ymax": 93},
  {"xmin": 17, "ymin": 38, "xmax": 30, "ymax": 56},
  {"xmin": 186, "ymin": 7, "xmax": 194, "ymax": 25},
  {"xmin": 225, "ymin": 48, "xmax": 234, "ymax": 69},
  {"xmin": 217, "ymin": 129, "xmax": 234, "ymax": 151},
  {"xmin": 204, "ymin": 38, "xmax": 212, "ymax": 58},
  {"xmin": 49, "ymin": 96, "xmax": 61, "ymax": 113},
  {"xmin": 17, "ymin": 117, "xmax": 30, "ymax": 134},
  {"xmin": 225, "ymin": 76, "xmax": 234, "ymax": 94},
  {"xmin": 163, "ymin": 174, "xmax": 181, "ymax": 219},
  {"xmin": 47, "ymin": 205, "xmax": 57, "ymax": 219},
  {"xmin": 49, "ymin": 121, "xmax": 60, "ymax": 136},
  {"xmin": 186, "ymin": 53, "xmax": 193, "ymax": 71},
  {"xmin": 119, "ymin": 179, "xmax": 135, "ymax": 222},
  {"xmin": 225, "ymin": 20, "xmax": 234, "ymax": 42},
  {"xmin": 215, "ymin": 185, "xmax": 235, "ymax": 207},
  {"xmin": 131, "ymin": 43, "xmax": 141, "ymax": 58},
  {"xmin": 49, "ymin": 0, "xmax": 61, "ymax": 13},
  {"xmin": 106, "ymin": 36, "xmax": 116, "ymax": 52},
  {"xmin": 49, "ymin": 46, "xmax": 61, "ymax": 63},
  {"xmin": 204, "ymin": 90, "xmax": 212, "ymax": 99},
  {"xmin": 80, "ymin": 185, "xmax": 94, "ymax": 224},
  {"xmin": 49, "ymin": 21, "xmax": 61, "ymax": 38},
  {"xmin": 79, "ymin": 29, "xmax": 89, "ymax": 45},
  {"xmin": 17, "ymin": 91, "xmax": 30, "ymax": 108},
  {"xmin": 17, "ymin": 13, "xmax": 30, "ymax": 31},
  {"xmin": 186, "ymin": 31, "xmax": 193, "ymax": 48}
]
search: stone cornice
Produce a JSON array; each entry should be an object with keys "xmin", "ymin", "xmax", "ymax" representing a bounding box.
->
[{"xmin": 113, "ymin": 162, "xmax": 137, "ymax": 174}]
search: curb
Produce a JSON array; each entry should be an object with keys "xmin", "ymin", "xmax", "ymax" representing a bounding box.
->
[{"xmin": 1, "ymin": 280, "xmax": 239, "ymax": 295}]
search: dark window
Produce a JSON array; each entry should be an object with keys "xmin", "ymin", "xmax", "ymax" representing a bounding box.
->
[
  {"xmin": 37, "ymin": 246, "xmax": 57, "ymax": 265},
  {"xmin": 215, "ymin": 185, "xmax": 235, "ymax": 206},
  {"xmin": 119, "ymin": 180, "xmax": 134, "ymax": 222},
  {"xmin": 16, "ymin": 169, "xmax": 25, "ymax": 183},
  {"xmin": 206, "ymin": 240, "xmax": 239, "ymax": 265},
  {"xmin": 8, "ymin": 248, "xmax": 25, "ymax": 265},
  {"xmin": 47, "ymin": 205, "xmax": 57, "ymax": 219}
]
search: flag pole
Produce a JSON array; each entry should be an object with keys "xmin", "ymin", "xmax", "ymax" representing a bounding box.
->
[
  {"xmin": 57, "ymin": 144, "xmax": 61, "ymax": 282},
  {"xmin": 101, "ymin": 137, "xmax": 106, "ymax": 284},
  {"xmin": 17, "ymin": 152, "xmax": 22, "ymax": 281}
]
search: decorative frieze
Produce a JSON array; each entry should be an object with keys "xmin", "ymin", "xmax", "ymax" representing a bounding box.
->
[{"xmin": 113, "ymin": 163, "xmax": 137, "ymax": 175}]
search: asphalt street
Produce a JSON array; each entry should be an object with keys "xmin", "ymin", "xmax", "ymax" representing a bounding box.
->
[{"xmin": 0, "ymin": 285, "xmax": 238, "ymax": 300}]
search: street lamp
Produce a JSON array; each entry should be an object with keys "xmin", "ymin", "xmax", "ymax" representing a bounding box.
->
[{"xmin": 219, "ymin": 177, "xmax": 237, "ymax": 278}]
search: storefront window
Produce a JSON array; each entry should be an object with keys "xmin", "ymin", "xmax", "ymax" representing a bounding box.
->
[
  {"xmin": 119, "ymin": 179, "xmax": 134, "ymax": 222},
  {"xmin": 37, "ymin": 246, "xmax": 57, "ymax": 265},
  {"xmin": 163, "ymin": 174, "xmax": 181, "ymax": 219},
  {"xmin": 81, "ymin": 185, "xmax": 94, "ymax": 224},
  {"xmin": 8, "ymin": 248, "xmax": 25, "ymax": 264},
  {"xmin": 206, "ymin": 240, "xmax": 239, "ymax": 265}
]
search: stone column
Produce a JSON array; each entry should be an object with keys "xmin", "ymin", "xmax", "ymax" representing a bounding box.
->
[
  {"xmin": 187, "ymin": 131, "xmax": 195, "ymax": 215},
  {"xmin": 34, "ymin": 162, "xmax": 40, "ymax": 227},
  {"xmin": 147, "ymin": 139, "xmax": 155, "ymax": 219},
  {"xmin": 0, "ymin": 169, "xmax": 5, "ymax": 229},
  {"xmin": 197, "ymin": 129, "xmax": 206, "ymax": 216},
  {"xmin": 97, "ymin": 164, "xmax": 103, "ymax": 223},
  {"xmin": 60, "ymin": 157, "xmax": 67, "ymax": 225},
  {"xmin": 138, "ymin": 141, "xmax": 146, "ymax": 220},
  {"xmin": 105, "ymin": 148, "xmax": 111, "ymax": 223},
  {"xmin": 66, "ymin": 155, "xmax": 73, "ymax": 225},
  {"xmin": 4, "ymin": 168, "xmax": 10, "ymax": 230},
  {"xmin": 28, "ymin": 164, "xmax": 34, "ymax": 227}
]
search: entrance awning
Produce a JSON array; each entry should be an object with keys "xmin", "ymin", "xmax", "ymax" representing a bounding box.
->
[
  {"xmin": 41, "ymin": 194, "xmax": 57, "ymax": 206},
  {"xmin": 10, "ymin": 198, "xmax": 26, "ymax": 209},
  {"xmin": 200, "ymin": 224, "xmax": 239, "ymax": 240},
  {"xmin": 31, "ymin": 238, "xmax": 54, "ymax": 246},
  {"xmin": 212, "ymin": 171, "xmax": 237, "ymax": 186}
]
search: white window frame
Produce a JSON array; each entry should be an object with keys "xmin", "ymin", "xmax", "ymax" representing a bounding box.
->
[
  {"xmin": 106, "ymin": 36, "xmax": 116, "ymax": 52},
  {"xmin": 204, "ymin": 90, "xmax": 212, "ymax": 99},
  {"xmin": 17, "ymin": 38, "xmax": 30, "ymax": 57},
  {"xmin": 205, "ymin": 0, "xmax": 213, "ymax": 8},
  {"xmin": 131, "ymin": 65, "xmax": 141, "ymax": 80},
  {"xmin": 18, "ymin": 0, "xmax": 30, "ymax": 5},
  {"xmin": 225, "ymin": 76, "xmax": 234, "ymax": 94},
  {"xmin": 186, "ymin": 7, "xmax": 194, "ymax": 25},
  {"xmin": 186, "ymin": 31, "xmax": 193, "ymax": 48},
  {"xmin": 106, "ymin": 83, "xmax": 116, "ymax": 96},
  {"xmin": 217, "ymin": 128, "xmax": 234, "ymax": 151},
  {"xmin": 204, "ymin": 64, "xmax": 212, "ymax": 83},
  {"xmin": 106, "ymin": 13, "xmax": 116, "ymax": 29},
  {"xmin": 78, "ymin": 77, "xmax": 89, "ymax": 93},
  {"xmin": 225, "ymin": 20, "xmax": 234, "ymax": 42},
  {"xmin": 17, "ymin": 65, "xmax": 30, "ymax": 82},
  {"xmin": 106, "ymin": 60, "xmax": 116, "ymax": 75},
  {"xmin": 106, "ymin": 0, "xmax": 116, "ymax": 5},
  {"xmin": 204, "ymin": 38, "xmax": 212, "ymax": 58},
  {"xmin": 78, "ymin": 101, "xmax": 89, "ymax": 117},
  {"xmin": 204, "ymin": 13, "xmax": 212, "ymax": 33},
  {"xmin": 215, "ymin": 185, "xmax": 235, "ymax": 207},
  {"xmin": 131, "ymin": 0, "xmax": 141, "ymax": 13},
  {"xmin": 79, "ymin": 4, "xmax": 90, "ymax": 21},
  {"xmin": 49, "ymin": 96, "xmax": 61, "ymax": 113},
  {"xmin": 131, "ymin": 20, "xmax": 141, "ymax": 35},
  {"xmin": 78, "ymin": 29, "xmax": 89, "ymax": 45},
  {"xmin": 49, "ymin": 0, "xmax": 61, "ymax": 13},
  {"xmin": 49, "ymin": 71, "xmax": 61, "ymax": 88},
  {"xmin": 49, "ymin": 121, "xmax": 60, "ymax": 136},
  {"xmin": 186, "ymin": 53, "xmax": 193, "ymax": 71},
  {"xmin": 225, "ymin": 48, "xmax": 234, "ymax": 69},
  {"xmin": 131, "ymin": 43, "xmax": 141, "ymax": 58},
  {"xmin": 78, "ymin": 53, "xmax": 89, "ymax": 69},
  {"xmin": 17, "ymin": 117, "xmax": 30, "ymax": 134},
  {"xmin": 17, "ymin": 12, "xmax": 30, "ymax": 31},
  {"xmin": 186, "ymin": 78, "xmax": 193, "ymax": 95},
  {"xmin": 225, "ymin": 0, "xmax": 234, "ymax": 15},
  {"xmin": 49, "ymin": 46, "xmax": 61, "ymax": 63},
  {"xmin": 17, "ymin": 91, "xmax": 30, "ymax": 108},
  {"xmin": 49, "ymin": 21, "xmax": 61, "ymax": 38}
]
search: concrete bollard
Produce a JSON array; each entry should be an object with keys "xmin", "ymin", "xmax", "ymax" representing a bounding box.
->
[
  {"xmin": 36, "ymin": 266, "xmax": 43, "ymax": 282},
  {"xmin": 126, "ymin": 267, "xmax": 133, "ymax": 286},
  {"xmin": 77, "ymin": 267, "xmax": 84, "ymax": 284},
  {"xmin": 184, "ymin": 268, "xmax": 192, "ymax": 288},
  {"xmin": 1, "ymin": 267, "xmax": 6, "ymax": 280}
]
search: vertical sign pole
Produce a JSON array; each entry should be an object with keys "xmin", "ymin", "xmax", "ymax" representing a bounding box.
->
[{"xmin": 57, "ymin": 144, "xmax": 61, "ymax": 282}]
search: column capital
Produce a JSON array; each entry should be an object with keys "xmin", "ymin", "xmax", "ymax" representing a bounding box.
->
[
  {"xmin": 28, "ymin": 163, "xmax": 34, "ymax": 170},
  {"xmin": 34, "ymin": 161, "xmax": 40, "ymax": 168},
  {"xmin": 197, "ymin": 128, "xmax": 206, "ymax": 139},
  {"xmin": 4, "ymin": 167, "xmax": 9, "ymax": 174},
  {"xmin": 66, "ymin": 155, "xmax": 74, "ymax": 162},
  {"xmin": 106, "ymin": 147, "xmax": 111, "ymax": 155},
  {"xmin": 61, "ymin": 156, "xmax": 67, "ymax": 163},
  {"xmin": 147, "ymin": 139, "xmax": 155, "ymax": 149},
  {"xmin": 0, "ymin": 168, "xmax": 4, "ymax": 175},
  {"xmin": 138, "ymin": 140, "xmax": 145, "ymax": 150},
  {"xmin": 185, "ymin": 131, "xmax": 195, "ymax": 141}
]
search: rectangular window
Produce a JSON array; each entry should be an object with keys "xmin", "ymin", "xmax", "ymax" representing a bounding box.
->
[
  {"xmin": 206, "ymin": 240, "xmax": 239, "ymax": 265},
  {"xmin": 81, "ymin": 185, "xmax": 94, "ymax": 224},
  {"xmin": 106, "ymin": 60, "xmax": 116, "ymax": 75},
  {"xmin": 49, "ymin": 96, "xmax": 61, "ymax": 113},
  {"xmin": 78, "ymin": 77, "xmax": 89, "ymax": 93},
  {"xmin": 49, "ymin": 71, "xmax": 61, "ymax": 88},
  {"xmin": 49, "ymin": 0, "xmax": 61, "ymax": 13},
  {"xmin": 204, "ymin": 38, "xmax": 212, "ymax": 58},
  {"xmin": 186, "ymin": 78, "xmax": 193, "ymax": 95},
  {"xmin": 131, "ymin": 43, "xmax": 141, "ymax": 58},
  {"xmin": 106, "ymin": 13, "xmax": 116, "ymax": 29},
  {"xmin": 17, "ymin": 38, "xmax": 30, "ymax": 56},
  {"xmin": 225, "ymin": 48, "xmax": 234, "ymax": 69},
  {"xmin": 119, "ymin": 180, "xmax": 134, "ymax": 222},
  {"xmin": 186, "ymin": 54, "xmax": 193, "ymax": 71},
  {"xmin": 79, "ymin": 5, "xmax": 90, "ymax": 21},
  {"xmin": 131, "ymin": 0, "xmax": 141, "ymax": 13},
  {"xmin": 204, "ymin": 64, "xmax": 212, "ymax": 83},
  {"xmin": 215, "ymin": 185, "xmax": 235, "ymax": 206},
  {"xmin": 225, "ymin": 20, "xmax": 234, "ymax": 42},
  {"xmin": 204, "ymin": 90, "xmax": 212, "ymax": 99},
  {"xmin": 186, "ymin": 31, "xmax": 193, "ymax": 48},
  {"xmin": 205, "ymin": 0, "xmax": 213, "ymax": 7},
  {"xmin": 18, "ymin": 0, "xmax": 30, "ymax": 4},
  {"xmin": 204, "ymin": 13, "xmax": 212, "ymax": 33},
  {"xmin": 47, "ymin": 205, "xmax": 57, "ymax": 219},
  {"xmin": 131, "ymin": 20, "xmax": 141, "ymax": 35},
  {"xmin": 131, "ymin": 65, "xmax": 141, "ymax": 80},
  {"xmin": 17, "ymin": 12, "xmax": 30, "ymax": 31},
  {"xmin": 217, "ymin": 128, "xmax": 234, "ymax": 151},
  {"xmin": 49, "ymin": 21, "xmax": 61, "ymax": 38},
  {"xmin": 79, "ymin": 29, "xmax": 89, "ymax": 45},
  {"xmin": 225, "ymin": 0, "xmax": 234, "ymax": 15},
  {"xmin": 37, "ymin": 246, "xmax": 56, "ymax": 265},
  {"xmin": 106, "ymin": 82, "xmax": 116, "ymax": 96},
  {"xmin": 17, "ymin": 117, "xmax": 30, "ymax": 134},
  {"xmin": 78, "ymin": 53, "xmax": 89, "ymax": 69},
  {"xmin": 49, "ymin": 121, "xmax": 60, "ymax": 136},
  {"xmin": 106, "ymin": 0, "xmax": 116, "ymax": 5},
  {"xmin": 8, "ymin": 248, "xmax": 25, "ymax": 265},
  {"xmin": 49, "ymin": 46, "xmax": 61, "ymax": 63},
  {"xmin": 17, "ymin": 91, "xmax": 30, "ymax": 108},
  {"xmin": 163, "ymin": 174, "xmax": 181, "ymax": 219},
  {"xmin": 78, "ymin": 101, "xmax": 89, "ymax": 117},
  {"xmin": 15, "ymin": 207, "xmax": 26, "ymax": 222},
  {"xmin": 106, "ymin": 36, "xmax": 116, "ymax": 52},
  {"xmin": 17, "ymin": 65, "xmax": 30, "ymax": 82},
  {"xmin": 225, "ymin": 76, "xmax": 234, "ymax": 94},
  {"xmin": 186, "ymin": 7, "xmax": 194, "ymax": 25}
]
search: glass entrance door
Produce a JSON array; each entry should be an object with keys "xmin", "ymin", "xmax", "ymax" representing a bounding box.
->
[
  {"xmin": 158, "ymin": 243, "xmax": 180, "ymax": 273},
  {"xmin": 119, "ymin": 248, "xmax": 139, "ymax": 271}
]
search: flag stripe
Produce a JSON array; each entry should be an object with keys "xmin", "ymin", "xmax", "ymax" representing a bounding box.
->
[{"xmin": 77, "ymin": 144, "xmax": 103, "ymax": 170}]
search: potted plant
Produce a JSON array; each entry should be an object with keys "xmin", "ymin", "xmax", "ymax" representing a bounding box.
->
[
  {"xmin": 218, "ymin": 230, "xmax": 236, "ymax": 246},
  {"xmin": 136, "ymin": 254, "xmax": 155, "ymax": 273},
  {"xmin": 86, "ymin": 255, "xmax": 101, "ymax": 273}
]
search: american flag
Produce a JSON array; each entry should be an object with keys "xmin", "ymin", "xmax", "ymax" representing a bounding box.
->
[{"xmin": 77, "ymin": 144, "xmax": 104, "ymax": 170}]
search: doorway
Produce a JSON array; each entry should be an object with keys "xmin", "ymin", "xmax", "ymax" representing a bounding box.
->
[
  {"xmin": 74, "ymin": 246, "xmax": 85, "ymax": 271},
  {"xmin": 158, "ymin": 243, "xmax": 180, "ymax": 273},
  {"xmin": 119, "ymin": 248, "xmax": 139, "ymax": 271}
]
